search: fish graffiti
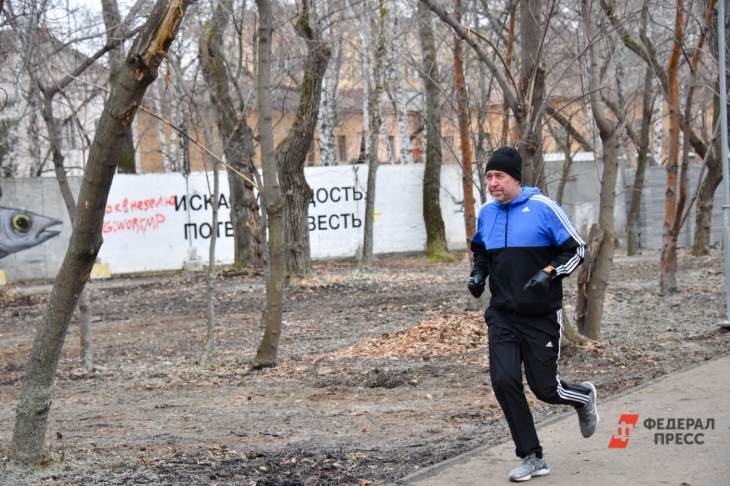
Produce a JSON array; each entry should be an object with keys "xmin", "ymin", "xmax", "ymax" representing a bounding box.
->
[{"xmin": 0, "ymin": 207, "xmax": 62, "ymax": 259}]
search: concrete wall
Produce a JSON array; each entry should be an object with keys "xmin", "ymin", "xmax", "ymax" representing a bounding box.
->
[
  {"xmin": 624, "ymin": 166, "xmax": 724, "ymax": 249},
  {"xmin": 0, "ymin": 159, "xmax": 684, "ymax": 282},
  {"xmin": 544, "ymin": 158, "xmax": 627, "ymax": 240}
]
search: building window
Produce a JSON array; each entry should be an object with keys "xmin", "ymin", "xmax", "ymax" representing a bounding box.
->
[{"xmin": 337, "ymin": 135, "xmax": 347, "ymax": 162}]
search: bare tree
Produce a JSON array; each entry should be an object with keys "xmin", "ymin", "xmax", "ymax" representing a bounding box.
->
[
  {"xmin": 624, "ymin": 65, "xmax": 655, "ymax": 255},
  {"xmin": 420, "ymin": 0, "xmax": 563, "ymax": 189},
  {"xmin": 452, "ymin": 0, "xmax": 476, "ymax": 249},
  {"xmin": 601, "ymin": 0, "xmax": 718, "ymax": 262},
  {"xmin": 101, "ymin": 0, "xmax": 141, "ymax": 173},
  {"xmin": 199, "ymin": 0, "xmax": 262, "ymax": 268},
  {"xmin": 253, "ymin": 0, "xmax": 286, "ymax": 368},
  {"xmin": 11, "ymin": 0, "xmax": 192, "ymax": 465},
  {"xmin": 575, "ymin": 0, "xmax": 622, "ymax": 340},
  {"xmin": 418, "ymin": 0, "xmax": 450, "ymax": 260},
  {"xmin": 278, "ymin": 0, "xmax": 331, "ymax": 278},
  {"xmin": 6, "ymin": 0, "xmax": 140, "ymax": 368},
  {"xmin": 598, "ymin": 1, "xmax": 655, "ymax": 256},
  {"xmin": 359, "ymin": 0, "xmax": 386, "ymax": 270},
  {"xmin": 517, "ymin": 0, "xmax": 549, "ymax": 188},
  {"xmin": 692, "ymin": 2, "xmax": 725, "ymax": 255},
  {"xmin": 316, "ymin": 0, "xmax": 342, "ymax": 167},
  {"xmin": 548, "ymin": 120, "xmax": 577, "ymax": 205},
  {"xmin": 199, "ymin": 125, "xmax": 220, "ymax": 369},
  {"xmin": 385, "ymin": 0, "xmax": 413, "ymax": 165},
  {"xmin": 500, "ymin": 1, "xmax": 516, "ymax": 146},
  {"xmin": 658, "ymin": 0, "xmax": 715, "ymax": 294}
]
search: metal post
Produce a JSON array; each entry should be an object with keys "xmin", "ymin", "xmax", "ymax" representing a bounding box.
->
[{"xmin": 719, "ymin": 0, "xmax": 730, "ymax": 326}]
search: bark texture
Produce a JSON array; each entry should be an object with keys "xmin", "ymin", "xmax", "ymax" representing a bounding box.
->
[
  {"xmin": 517, "ymin": 0, "xmax": 547, "ymax": 189},
  {"xmin": 660, "ymin": 0, "xmax": 713, "ymax": 294},
  {"xmin": 575, "ymin": 0, "xmax": 621, "ymax": 340},
  {"xmin": 277, "ymin": 0, "xmax": 331, "ymax": 278},
  {"xmin": 360, "ymin": 0, "xmax": 386, "ymax": 270},
  {"xmin": 659, "ymin": 0, "xmax": 684, "ymax": 295},
  {"xmin": 199, "ymin": 0, "xmax": 261, "ymax": 268},
  {"xmin": 452, "ymin": 0, "xmax": 475, "ymax": 248},
  {"xmin": 627, "ymin": 64, "xmax": 654, "ymax": 255},
  {"xmin": 200, "ymin": 159, "xmax": 219, "ymax": 368},
  {"xmin": 692, "ymin": 3, "xmax": 725, "ymax": 256},
  {"xmin": 11, "ymin": 0, "xmax": 190, "ymax": 465},
  {"xmin": 101, "ymin": 0, "xmax": 136, "ymax": 173},
  {"xmin": 253, "ymin": 0, "xmax": 285, "ymax": 368},
  {"xmin": 317, "ymin": 0, "xmax": 340, "ymax": 167},
  {"xmin": 418, "ymin": 1, "xmax": 449, "ymax": 260},
  {"xmin": 500, "ymin": 3, "xmax": 516, "ymax": 147},
  {"xmin": 388, "ymin": 3, "xmax": 413, "ymax": 165}
]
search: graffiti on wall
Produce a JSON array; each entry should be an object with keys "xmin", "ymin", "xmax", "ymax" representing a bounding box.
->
[
  {"xmin": 103, "ymin": 195, "xmax": 177, "ymax": 235},
  {"xmin": 0, "ymin": 206, "xmax": 61, "ymax": 259}
]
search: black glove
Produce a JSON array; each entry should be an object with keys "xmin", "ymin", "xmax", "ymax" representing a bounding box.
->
[
  {"xmin": 467, "ymin": 272, "xmax": 486, "ymax": 298},
  {"xmin": 523, "ymin": 268, "xmax": 552, "ymax": 291}
]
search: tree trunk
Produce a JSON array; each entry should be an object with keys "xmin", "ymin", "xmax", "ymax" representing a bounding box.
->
[
  {"xmin": 627, "ymin": 64, "xmax": 654, "ymax": 256},
  {"xmin": 692, "ymin": 159, "xmax": 722, "ymax": 255},
  {"xmin": 659, "ymin": 0, "xmax": 684, "ymax": 295},
  {"xmin": 500, "ymin": 3, "xmax": 516, "ymax": 147},
  {"xmin": 361, "ymin": 0, "xmax": 386, "ymax": 269},
  {"xmin": 317, "ymin": 0, "xmax": 342, "ymax": 167},
  {"xmin": 78, "ymin": 288, "xmax": 93, "ymax": 368},
  {"xmin": 25, "ymin": 8, "xmax": 138, "ymax": 372},
  {"xmin": 560, "ymin": 306, "xmax": 588, "ymax": 350},
  {"xmin": 582, "ymin": 138, "xmax": 618, "ymax": 340},
  {"xmin": 101, "ymin": 0, "xmax": 136, "ymax": 173},
  {"xmin": 388, "ymin": 3, "xmax": 413, "ymax": 165},
  {"xmin": 661, "ymin": 0, "xmax": 713, "ymax": 293},
  {"xmin": 575, "ymin": 224, "xmax": 601, "ymax": 335},
  {"xmin": 549, "ymin": 123, "xmax": 573, "ymax": 205},
  {"xmin": 670, "ymin": 0, "xmax": 714, "ymax": 265},
  {"xmin": 356, "ymin": 0, "xmax": 377, "ymax": 269},
  {"xmin": 253, "ymin": 0, "xmax": 285, "ymax": 369},
  {"xmin": 692, "ymin": 2, "xmax": 726, "ymax": 256},
  {"xmin": 11, "ymin": 0, "xmax": 190, "ymax": 465},
  {"xmin": 41, "ymin": 80, "xmax": 95, "ymax": 371},
  {"xmin": 418, "ymin": 1, "xmax": 449, "ymax": 260},
  {"xmin": 277, "ymin": 0, "xmax": 330, "ymax": 278},
  {"xmin": 517, "ymin": 0, "xmax": 547, "ymax": 190},
  {"xmin": 199, "ymin": 0, "xmax": 261, "ymax": 269},
  {"xmin": 577, "ymin": 0, "xmax": 621, "ymax": 340},
  {"xmin": 473, "ymin": 5, "xmax": 490, "ymax": 205},
  {"xmin": 317, "ymin": 29, "xmax": 340, "ymax": 167},
  {"xmin": 200, "ymin": 160, "xmax": 219, "ymax": 368},
  {"xmin": 154, "ymin": 81, "xmax": 181, "ymax": 172},
  {"xmin": 453, "ymin": 0, "xmax": 475, "ymax": 248}
]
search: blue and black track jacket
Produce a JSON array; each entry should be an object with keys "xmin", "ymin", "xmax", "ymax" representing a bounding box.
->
[{"xmin": 471, "ymin": 186, "xmax": 586, "ymax": 316}]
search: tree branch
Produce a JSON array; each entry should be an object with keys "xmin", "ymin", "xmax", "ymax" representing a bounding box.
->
[{"xmin": 418, "ymin": 0, "xmax": 520, "ymax": 112}]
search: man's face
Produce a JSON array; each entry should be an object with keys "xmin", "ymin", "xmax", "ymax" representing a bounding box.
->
[{"xmin": 486, "ymin": 170, "xmax": 521, "ymax": 203}]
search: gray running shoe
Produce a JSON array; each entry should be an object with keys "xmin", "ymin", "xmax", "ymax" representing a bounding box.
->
[
  {"xmin": 508, "ymin": 453, "xmax": 550, "ymax": 482},
  {"xmin": 577, "ymin": 381, "xmax": 599, "ymax": 438}
]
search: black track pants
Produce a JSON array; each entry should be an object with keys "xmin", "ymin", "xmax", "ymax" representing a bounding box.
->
[{"xmin": 485, "ymin": 306, "xmax": 591, "ymax": 459}]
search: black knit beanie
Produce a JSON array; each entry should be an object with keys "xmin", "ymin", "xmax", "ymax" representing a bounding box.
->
[{"xmin": 486, "ymin": 147, "xmax": 522, "ymax": 181}]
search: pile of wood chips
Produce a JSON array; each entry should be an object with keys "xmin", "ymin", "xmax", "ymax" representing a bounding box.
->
[{"xmin": 333, "ymin": 312, "xmax": 487, "ymax": 359}]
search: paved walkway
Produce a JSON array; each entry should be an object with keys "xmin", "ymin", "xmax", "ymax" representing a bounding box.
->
[{"xmin": 398, "ymin": 354, "xmax": 730, "ymax": 486}]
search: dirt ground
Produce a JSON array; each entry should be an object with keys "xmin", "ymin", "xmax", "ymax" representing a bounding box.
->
[{"xmin": 1, "ymin": 249, "xmax": 729, "ymax": 485}]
